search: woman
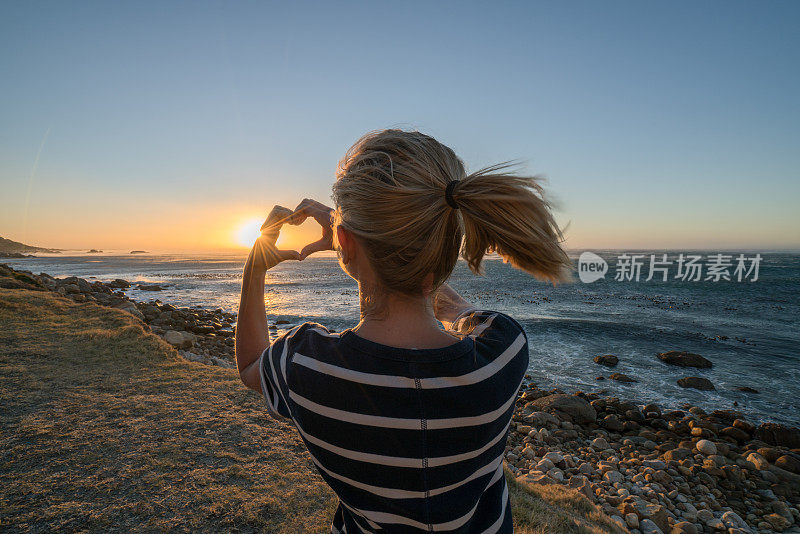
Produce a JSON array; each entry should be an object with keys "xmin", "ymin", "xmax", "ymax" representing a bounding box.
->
[{"xmin": 236, "ymin": 130, "xmax": 570, "ymax": 533}]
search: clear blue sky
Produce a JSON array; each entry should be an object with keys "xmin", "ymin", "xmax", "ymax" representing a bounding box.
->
[{"xmin": 1, "ymin": 1, "xmax": 798, "ymax": 250}]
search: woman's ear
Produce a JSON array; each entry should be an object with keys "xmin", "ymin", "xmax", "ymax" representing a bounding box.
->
[{"xmin": 337, "ymin": 225, "xmax": 352, "ymax": 265}]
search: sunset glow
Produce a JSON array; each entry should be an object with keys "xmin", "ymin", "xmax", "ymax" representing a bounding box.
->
[{"xmin": 234, "ymin": 218, "xmax": 264, "ymax": 248}]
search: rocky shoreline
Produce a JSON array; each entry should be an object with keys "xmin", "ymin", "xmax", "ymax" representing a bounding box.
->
[
  {"xmin": 508, "ymin": 385, "xmax": 800, "ymax": 533},
  {"xmin": 2, "ymin": 264, "xmax": 799, "ymax": 533}
]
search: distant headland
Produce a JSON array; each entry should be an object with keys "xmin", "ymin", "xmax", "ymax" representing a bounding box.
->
[{"xmin": 0, "ymin": 236, "xmax": 61, "ymax": 257}]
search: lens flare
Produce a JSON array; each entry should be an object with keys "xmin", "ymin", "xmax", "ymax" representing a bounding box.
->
[{"xmin": 234, "ymin": 218, "xmax": 264, "ymax": 247}]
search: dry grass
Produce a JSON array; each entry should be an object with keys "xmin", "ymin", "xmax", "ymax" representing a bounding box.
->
[
  {"xmin": 508, "ymin": 471, "xmax": 624, "ymax": 534},
  {"xmin": 0, "ymin": 287, "xmax": 621, "ymax": 533}
]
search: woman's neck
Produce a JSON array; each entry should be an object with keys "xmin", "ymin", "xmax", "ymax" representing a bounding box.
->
[{"xmin": 353, "ymin": 286, "xmax": 459, "ymax": 349}]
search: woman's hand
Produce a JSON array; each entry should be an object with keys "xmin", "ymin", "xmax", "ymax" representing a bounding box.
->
[
  {"xmin": 290, "ymin": 198, "xmax": 334, "ymax": 260},
  {"xmin": 248, "ymin": 205, "xmax": 302, "ymax": 272},
  {"xmin": 433, "ymin": 283, "xmax": 476, "ymax": 329}
]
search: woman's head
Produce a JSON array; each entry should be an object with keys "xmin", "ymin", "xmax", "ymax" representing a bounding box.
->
[{"xmin": 332, "ymin": 129, "xmax": 571, "ymax": 297}]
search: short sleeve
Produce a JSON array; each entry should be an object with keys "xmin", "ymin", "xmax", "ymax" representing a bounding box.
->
[{"xmin": 260, "ymin": 325, "xmax": 306, "ymax": 420}]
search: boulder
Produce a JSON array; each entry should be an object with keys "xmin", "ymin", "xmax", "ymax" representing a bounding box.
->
[
  {"xmin": 720, "ymin": 426, "xmax": 749, "ymax": 443},
  {"xmin": 732, "ymin": 418, "xmax": 755, "ymax": 433},
  {"xmin": 137, "ymin": 284, "xmax": 163, "ymax": 291},
  {"xmin": 657, "ymin": 351, "xmax": 712, "ymax": 368},
  {"xmin": 116, "ymin": 301, "xmax": 144, "ymax": 320},
  {"xmin": 745, "ymin": 452, "xmax": 769, "ymax": 470},
  {"xmin": 593, "ymin": 354, "xmax": 618, "ymax": 367},
  {"xmin": 609, "ymin": 372, "xmax": 636, "ymax": 383},
  {"xmin": 677, "ymin": 376, "xmax": 715, "ymax": 390},
  {"xmin": 720, "ymin": 511, "xmax": 749, "ymax": 531},
  {"xmin": 670, "ymin": 521, "xmax": 698, "ymax": 534},
  {"xmin": 164, "ymin": 330, "xmax": 195, "ymax": 350},
  {"xmin": 764, "ymin": 513, "xmax": 791, "ymax": 531},
  {"xmin": 775, "ymin": 455, "xmax": 800, "ymax": 475},
  {"xmin": 601, "ymin": 414, "xmax": 624, "ymax": 432},
  {"xmin": 695, "ymin": 439, "xmax": 717, "ymax": 456},
  {"xmin": 525, "ymin": 394, "xmax": 596, "ymax": 424},
  {"xmin": 754, "ymin": 422, "xmax": 800, "ymax": 449},
  {"xmin": 639, "ymin": 518, "xmax": 664, "ymax": 534},
  {"xmin": 736, "ymin": 386, "xmax": 759, "ymax": 393}
]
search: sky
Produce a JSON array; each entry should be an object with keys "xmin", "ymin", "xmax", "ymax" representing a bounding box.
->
[{"xmin": 1, "ymin": 1, "xmax": 798, "ymax": 252}]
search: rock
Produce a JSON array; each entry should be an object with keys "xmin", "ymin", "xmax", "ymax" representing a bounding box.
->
[
  {"xmin": 695, "ymin": 439, "xmax": 717, "ymax": 455},
  {"xmin": 736, "ymin": 386, "xmax": 759, "ymax": 393},
  {"xmin": 754, "ymin": 422, "xmax": 800, "ymax": 449},
  {"xmin": 601, "ymin": 414, "xmax": 624, "ymax": 432},
  {"xmin": 644, "ymin": 504, "xmax": 670, "ymax": 533},
  {"xmin": 535, "ymin": 458, "xmax": 555, "ymax": 472},
  {"xmin": 522, "ymin": 411, "xmax": 559, "ymax": 427},
  {"xmin": 593, "ymin": 354, "xmax": 619, "ymax": 367},
  {"xmin": 732, "ymin": 418, "xmax": 755, "ymax": 433},
  {"xmin": 609, "ymin": 372, "xmax": 636, "ymax": 383},
  {"xmin": 745, "ymin": 452, "xmax": 769, "ymax": 470},
  {"xmin": 764, "ymin": 513, "xmax": 791, "ymax": 531},
  {"xmin": 758, "ymin": 447, "xmax": 782, "ymax": 462},
  {"xmin": 625, "ymin": 513, "xmax": 639, "ymax": 529},
  {"xmin": 542, "ymin": 451, "xmax": 563, "ymax": 464},
  {"xmin": 163, "ymin": 330, "xmax": 195, "ymax": 349},
  {"xmin": 642, "ymin": 459, "xmax": 666, "ymax": 470},
  {"xmin": 720, "ymin": 426, "xmax": 750, "ymax": 443},
  {"xmin": 107, "ymin": 279, "xmax": 130, "ymax": 289},
  {"xmin": 639, "ymin": 518, "xmax": 664, "ymax": 534},
  {"xmin": 516, "ymin": 425, "xmax": 532, "ymax": 435},
  {"xmin": 116, "ymin": 301, "xmax": 144, "ymax": 320},
  {"xmin": 602, "ymin": 470, "xmax": 623, "ymax": 484},
  {"xmin": 137, "ymin": 284, "xmax": 163, "ymax": 291},
  {"xmin": 180, "ymin": 351, "xmax": 205, "ymax": 363},
  {"xmin": 696, "ymin": 509, "xmax": 713, "ymax": 523},
  {"xmin": 670, "ymin": 521, "xmax": 697, "ymax": 534},
  {"xmin": 677, "ymin": 376, "xmax": 715, "ymax": 390},
  {"xmin": 662, "ymin": 447, "xmax": 693, "ymax": 461},
  {"xmin": 609, "ymin": 515, "xmax": 627, "ymax": 531},
  {"xmin": 657, "ymin": 350, "xmax": 712, "ymax": 368},
  {"xmin": 567, "ymin": 475, "xmax": 592, "ymax": 499},
  {"xmin": 591, "ymin": 437, "xmax": 610, "ymax": 450},
  {"xmin": 775, "ymin": 454, "xmax": 800, "ymax": 474},
  {"xmin": 525, "ymin": 394, "xmax": 596, "ymax": 424},
  {"xmin": 720, "ymin": 511, "xmax": 749, "ymax": 531},
  {"xmin": 211, "ymin": 356, "xmax": 234, "ymax": 368}
]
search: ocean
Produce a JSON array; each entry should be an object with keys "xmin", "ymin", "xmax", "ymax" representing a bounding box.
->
[{"xmin": 5, "ymin": 250, "xmax": 799, "ymax": 427}]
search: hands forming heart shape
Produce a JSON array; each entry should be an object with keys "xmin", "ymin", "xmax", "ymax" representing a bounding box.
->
[{"xmin": 250, "ymin": 199, "xmax": 334, "ymax": 271}]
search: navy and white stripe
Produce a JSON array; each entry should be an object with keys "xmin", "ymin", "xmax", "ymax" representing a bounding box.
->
[{"xmin": 260, "ymin": 310, "xmax": 528, "ymax": 533}]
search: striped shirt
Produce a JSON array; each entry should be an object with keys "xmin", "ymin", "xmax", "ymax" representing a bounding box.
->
[{"xmin": 259, "ymin": 309, "xmax": 529, "ymax": 533}]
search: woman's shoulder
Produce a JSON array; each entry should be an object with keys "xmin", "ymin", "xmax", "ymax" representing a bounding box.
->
[
  {"xmin": 451, "ymin": 309, "xmax": 527, "ymax": 345},
  {"xmin": 270, "ymin": 321, "xmax": 342, "ymax": 350}
]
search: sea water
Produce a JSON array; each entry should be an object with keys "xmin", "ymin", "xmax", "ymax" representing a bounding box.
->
[{"xmin": 5, "ymin": 250, "xmax": 799, "ymax": 426}]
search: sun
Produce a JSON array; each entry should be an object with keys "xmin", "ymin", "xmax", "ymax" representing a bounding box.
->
[{"xmin": 234, "ymin": 218, "xmax": 264, "ymax": 247}]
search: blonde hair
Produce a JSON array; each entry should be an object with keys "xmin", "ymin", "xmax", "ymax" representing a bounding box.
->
[{"xmin": 332, "ymin": 129, "xmax": 571, "ymax": 296}]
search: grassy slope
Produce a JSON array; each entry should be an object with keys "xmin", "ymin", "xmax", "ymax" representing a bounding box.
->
[{"xmin": 0, "ymin": 288, "xmax": 620, "ymax": 533}]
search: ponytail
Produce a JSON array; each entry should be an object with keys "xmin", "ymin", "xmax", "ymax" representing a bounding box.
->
[
  {"xmin": 333, "ymin": 129, "xmax": 572, "ymax": 297},
  {"xmin": 451, "ymin": 163, "xmax": 572, "ymax": 283}
]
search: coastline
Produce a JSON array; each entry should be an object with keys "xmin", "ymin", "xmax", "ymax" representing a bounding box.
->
[{"xmin": 2, "ymin": 264, "xmax": 799, "ymax": 533}]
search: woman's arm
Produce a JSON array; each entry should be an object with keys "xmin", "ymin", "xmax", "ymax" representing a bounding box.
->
[
  {"xmin": 433, "ymin": 283, "xmax": 476, "ymax": 330},
  {"xmin": 236, "ymin": 206, "xmax": 301, "ymax": 392}
]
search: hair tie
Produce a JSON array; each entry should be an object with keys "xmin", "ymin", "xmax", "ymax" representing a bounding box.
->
[{"xmin": 444, "ymin": 180, "xmax": 460, "ymax": 209}]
